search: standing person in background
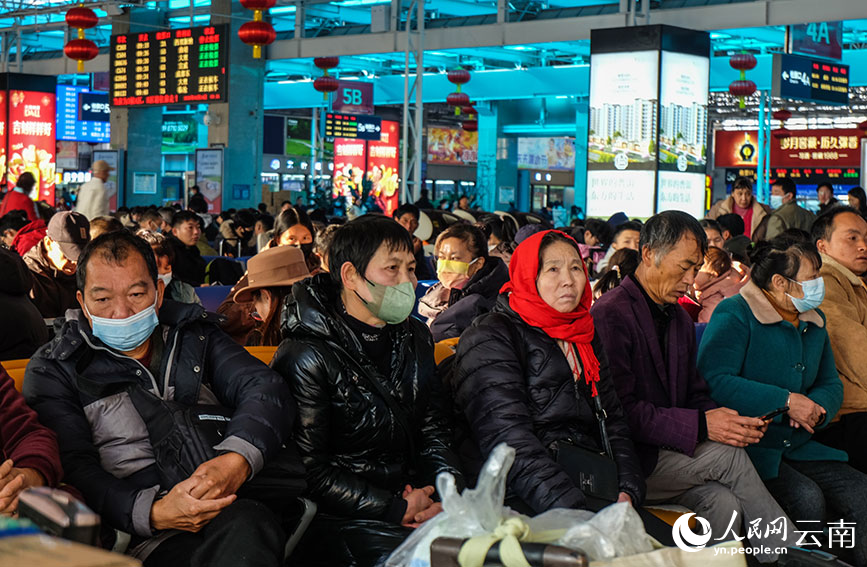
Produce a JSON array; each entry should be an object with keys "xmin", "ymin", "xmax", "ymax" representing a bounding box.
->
[
  {"xmin": 708, "ymin": 176, "xmax": 771, "ymax": 241},
  {"xmin": 455, "ymin": 195, "xmax": 471, "ymax": 212},
  {"xmin": 414, "ymin": 189, "xmax": 434, "ymax": 210},
  {"xmin": 817, "ymin": 181, "xmax": 839, "ymax": 215},
  {"xmin": 187, "ymin": 185, "xmax": 207, "ymax": 213},
  {"xmin": 0, "ymin": 172, "xmax": 39, "ymax": 222},
  {"xmin": 847, "ymin": 186, "xmax": 867, "ymax": 218},
  {"xmin": 766, "ymin": 177, "xmax": 815, "ymax": 240},
  {"xmin": 75, "ymin": 160, "xmax": 114, "ymax": 220}
]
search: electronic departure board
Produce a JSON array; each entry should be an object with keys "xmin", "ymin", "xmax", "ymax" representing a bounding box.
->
[
  {"xmin": 110, "ymin": 24, "xmax": 228, "ymax": 107},
  {"xmin": 324, "ymin": 113, "xmax": 382, "ymax": 141},
  {"xmin": 772, "ymin": 53, "xmax": 849, "ymax": 106}
]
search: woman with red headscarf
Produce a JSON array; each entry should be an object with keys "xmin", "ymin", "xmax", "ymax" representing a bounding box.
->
[{"xmin": 451, "ymin": 230, "xmax": 645, "ymax": 514}]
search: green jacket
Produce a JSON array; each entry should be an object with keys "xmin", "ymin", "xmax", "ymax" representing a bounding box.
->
[
  {"xmin": 697, "ymin": 281, "xmax": 846, "ymax": 480},
  {"xmin": 765, "ymin": 200, "xmax": 816, "ymax": 240}
]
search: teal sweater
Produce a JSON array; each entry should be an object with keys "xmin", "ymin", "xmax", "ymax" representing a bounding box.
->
[{"xmin": 697, "ymin": 287, "xmax": 846, "ymax": 480}]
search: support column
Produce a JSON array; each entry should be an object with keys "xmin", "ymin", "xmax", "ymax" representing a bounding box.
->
[
  {"xmin": 572, "ymin": 97, "xmax": 588, "ymax": 213},
  {"xmin": 209, "ymin": 0, "xmax": 266, "ymax": 210},
  {"xmin": 476, "ymin": 101, "xmax": 518, "ymax": 212},
  {"xmin": 110, "ymin": 8, "xmax": 165, "ymax": 209}
]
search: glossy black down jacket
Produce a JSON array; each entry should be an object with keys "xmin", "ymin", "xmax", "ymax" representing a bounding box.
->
[
  {"xmin": 451, "ymin": 295, "xmax": 645, "ymax": 514},
  {"xmin": 272, "ymin": 274, "xmax": 463, "ymax": 519}
]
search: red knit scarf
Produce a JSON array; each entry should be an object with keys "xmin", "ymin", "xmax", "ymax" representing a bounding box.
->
[{"xmin": 501, "ymin": 230, "xmax": 600, "ymax": 396}]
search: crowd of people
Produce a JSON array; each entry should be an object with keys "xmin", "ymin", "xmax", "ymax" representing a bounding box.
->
[{"xmin": 1, "ymin": 173, "xmax": 867, "ymax": 566}]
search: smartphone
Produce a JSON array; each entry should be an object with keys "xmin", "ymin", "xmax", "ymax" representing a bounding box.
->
[{"xmin": 760, "ymin": 406, "xmax": 789, "ymax": 422}]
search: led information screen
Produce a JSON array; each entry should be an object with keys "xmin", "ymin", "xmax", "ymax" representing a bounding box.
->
[
  {"xmin": 110, "ymin": 24, "xmax": 228, "ymax": 107},
  {"xmin": 324, "ymin": 113, "xmax": 382, "ymax": 141},
  {"xmin": 772, "ymin": 53, "xmax": 849, "ymax": 106},
  {"xmin": 56, "ymin": 85, "xmax": 110, "ymax": 143}
]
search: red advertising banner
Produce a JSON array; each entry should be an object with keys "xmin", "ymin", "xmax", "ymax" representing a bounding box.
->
[
  {"xmin": 427, "ymin": 127, "xmax": 478, "ymax": 165},
  {"xmin": 715, "ymin": 129, "xmax": 862, "ymax": 169},
  {"xmin": 333, "ymin": 138, "xmax": 367, "ymax": 201},
  {"xmin": 367, "ymin": 120, "xmax": 400, "ymax": 217},
  {"xmin": 6, "ymin": 90, "xmax": 56, "ymax": 203},
  {"xmin": 0, "ymin": 91, "xmax": 6, "ymax": 182}
]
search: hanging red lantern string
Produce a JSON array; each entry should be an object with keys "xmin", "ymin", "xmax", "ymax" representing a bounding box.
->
[
  {"xmin": 462, "ymin": 119, "xmax": 478, "ymax": 133},
  {"xmin": 64, "ymin": 5, "xmax": 98, "ymax": 72},
  {"xmin": 239, "ymin": 0, "xmax": 276, "ymax": 59},
  {"xmin": 312, "ymin": 56, "xmax": 340, "ymax": 101},
  {"xmin": 773, "ymin": 128, "xmax": 791, "ymax": 140},
  {"xmin": 771, "ymin": 109, "xmax": 792, "ymax": 141},
  {"xmin": 729, "ymin": 52, "xmax": 757, "ymax": 110},
  {"xmin": 447, "ymin": 68, "xmax": 471, "ymax": 116}
]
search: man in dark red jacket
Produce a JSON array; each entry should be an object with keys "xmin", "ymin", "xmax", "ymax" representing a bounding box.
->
[{"xmin": 0, "ymin": 364, "xmax": 62, "ymax": 513}]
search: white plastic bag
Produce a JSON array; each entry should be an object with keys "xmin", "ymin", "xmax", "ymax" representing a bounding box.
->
[{"xmin": 385, "ymin": 443, "xmax": 655, "ymax": 567}]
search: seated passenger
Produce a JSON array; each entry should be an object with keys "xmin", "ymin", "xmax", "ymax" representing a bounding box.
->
[
  {"xmin": 23, "ymin": 211, "xmax": 90, "ymax": 318},
  {"xmin": 0, "ymin": 247, "xmax": 48, "ymax": 359},
  {"xmin": 699, "ymin": 238, "xmax": 867, "ymax": 565},
  {"xmin": 0, "ymin": 363, "xmax": 62, "ymax": 513},
  {"xmin": 452, "ymin": 230, "xmax": 645, "ymax": 513},
  {"xmin": 232, "ymin": 246, "xmax": 310, "ymax": 347},
  {"xmin": 595, "ymin": 221, "xmax": 641, "ymax": 273},
  {"xmin": 811, "ymin": 207, "xmax": 867, "ymax": 473},
  {"xmin": 591, "ymin": 211, "xmax": 792, "ymax": 562},
  {"xmin": 418, "ymin": 223, "xmax": 509, "ymax": 342},
  {"xmin": 24, "ymin": 231, "xmax": 294, "ymax": 567},
  {"xmin": 166, "ymin": 210, "xmax": 206, "ymax": 287},
  {"xmin": 272, "ymin": 215, "xmax": 461, "ymax": 567},
  {"xmin": 691, "ymin": 246, "xmax": 749, "ymax": 323},
  {"xmin": 592, "ymin": 247, "xmax": 639, "ymax": 300},
  {"xmin": 89, "ymin": 215, "xmax": 124, "ymax": 239},
  {"xmin": 216, "ymin": 210, "xmax": 256, "ymax": 257},
  {"xmin": 136, "ymin": 229, "xmax": 201, "ymax": 306}
]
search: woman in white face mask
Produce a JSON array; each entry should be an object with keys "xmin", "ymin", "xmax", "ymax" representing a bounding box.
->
[
  {"xmin": 136, "ymin": 229, "xmax": 202, "ymax": 306},
  {"xmin": 418, "ymin": 223, "xmax": 510, "ymax": 342},
  {"xmin": 698, "ymin": 238, "xmax": 867, "ymax": 565}
]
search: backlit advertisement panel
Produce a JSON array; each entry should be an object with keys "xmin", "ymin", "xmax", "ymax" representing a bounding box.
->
[
  {"xmin": 6, "ymin": 90, "xmax": 56, "ymax": 203},
  {"xmin": 332, "ymin": 138, "xmax": 367, "ymax": 201},
  {"xmin": 658, "ymin": 51, "xmax": 708, "ymax": 173},
  {"xmin": 587, "ymin": 170, "xmax": 655, "ymax": 219},
  {"xmin": 518, "ymin": 138, "xmax": 575, "ymax": 171},
  {"xmin": 656, "ymin": 171, "xmax": 706, "ymax": 219},
  {"xmin": 367, "ymin": 120, "xmax": 400, "ymax": 217},
  {"xmin": 0, "ymin": 91, "xmax": 5, "ymax": 181},
  {"xmin": 427, "ymin": 127, "xmax": 478, "ymax": 165},
  {"xmin": 588, "ymin": 51, "xmax": 659, "ymax": 171}
]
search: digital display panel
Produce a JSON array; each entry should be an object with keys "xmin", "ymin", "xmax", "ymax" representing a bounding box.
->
[
  {"xmin": 324, "ymin": 113, "xmax": 382, "ymax": 141},
  {"xmin": 772, "ymin": 53, "xmax": 848, "ymax": 106},
  {"xmin": 367, "ymin": 120, "xmax": 399, "ymax": 217},
  {"xmin": 6, "ymin": 90, "xmax": 56, "ymax": 202},
  {"xmin": 658, "ymin": 51, "xmax": 708, "ymax": 173},
  {"xmin": 56, "ymin": 85, "xmax": 110, "ymax": 143},
  {"xmin": 110, "ymin": 24, "xmax": 228, "ymax": 107}
]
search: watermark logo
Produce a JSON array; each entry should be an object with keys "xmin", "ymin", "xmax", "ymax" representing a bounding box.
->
[{"xmin": 672, "ymin": 513, "xmax": 712, "ymax": 552}]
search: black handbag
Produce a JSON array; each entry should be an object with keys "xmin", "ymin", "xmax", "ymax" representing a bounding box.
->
[{"xmin": 555, "ymin": 346, "xmax": 620, "ymax": 511}]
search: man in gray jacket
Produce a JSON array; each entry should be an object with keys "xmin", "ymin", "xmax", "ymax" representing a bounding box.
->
[{"xmin": 24, "ymin": 230, "xmax": 295, "ymax": 567}]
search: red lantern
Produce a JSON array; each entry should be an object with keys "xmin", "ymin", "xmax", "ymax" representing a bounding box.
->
[
  {"xmin": 64, "ymin": 5, "xmax": 98, "ymax": 72},
  {"xmin": 447, "ymin": 92, "xmax": 470, "ymax": 108},
  {"xmin": 313, "ymin": 76, "xmax": 339, "ymax": 95},
  {"xmin": 461, "ymin": 105, "xmax": 476, "ymax": 116},
  {"xmin": 447, "ymin": 69, "xmax": 471, "ymax": 86},
  {"xmin": 314, "ymin": 57, "xmax": 340, "ymax": 71},
  {"xmin": 65, "ymin": 6, "xmax": 98, "ymax": 29},
  {"xmin": 773, "ymin": 128, "xmax": 791, "ymax": 141},
  {"xmin": 462, "ymin": 120, "xmax": 478, "ymax": 132},
  {"xmin": 728, "ymin": 80, "xmax": 756, "ymax": 98},
  {"xmin": 239, "ymin": 0, "xmax": 276, "ymax": 58},
  {"xmin": 64, "ymin": 38, "xmax": 98, "ymax": 72},
  {"xmin": 772, "ymin": 109, "xmax": 792, "ymax": 122},
  {"xmin": 238, "ymin": 21, "xmax": 275, "ymax": 59},
  {"xmin": 858, "ymin": 120, "xmax": 867, "ymax": 132},
  {"xmin": 729, "ymin": 53, "xmax": 757, "ymax": 71}
]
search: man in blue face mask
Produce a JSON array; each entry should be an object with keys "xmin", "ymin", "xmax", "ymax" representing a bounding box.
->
[
  {"xmin": 23, "ymin": 230, "xmax": 296, "ymax": 567},
  {"xmin": 765, "ymin": 177, "xmax": 816, "ymax": 240}
]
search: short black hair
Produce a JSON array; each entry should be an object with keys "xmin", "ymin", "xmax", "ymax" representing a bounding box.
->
[
  {"xmin": 613, "ymin": 221, "xmax": 643, "ymax": 242},
  {"xmin": 817, "ymin": 181, "xmax": 834, "ymax": 193},
  {"xmin": 77, "ymin": 230, "xmax": 158, "ymax": 292},
  {"xmin": 0, "ymin": 210, "xmax": 30, "ymax": 234},
  {"xmin": 812, "ymin": 205, "xmax": 862, "ymax": 244},
  {"xmin": 172, "ymin": 210, "xmax": 201, "ymax": 228},
  {"xmin": 732, "ymin": 176, "xmax": 753, "ymax": 192},
  {"xmin": 256, "ymin": 214, "xmax": 275, "ymax": 232},
  {"xmin": 435, "ymin": 222, "xmax": 489, "ymax": 260},
  {"xmin": 772, "ymin": 177, "xmax": 797, "ymax": 196},
  {"xmin": 700, "ymin": 218, "xmax": 723, "ymax": 236},
  {"xmin": 393, "ymin": 203, "xmax": 420, "ymax": 222},
  {"xmin": 16, "ymin": 172, "xmax": 36, "ymax": 191},
  {"xmin": 328, "ymin": 215, "xmax": 413, "ymax": 288},
  {"xmin": 583, "ymin": 218, "xmax": 613, "ymax": 247},
  {"xmin": 749, "ymin": 238, "xmax": 821, "ymax": 292},
  {"xmin": 233, "ymin": 210, "xmax": 256, "ymax": 229},
  {"xmin": 716, "ymin": 213, "xmax": 745, "ymax": 238},
  {"xmin": 639, "ymin": 211, "xmax": 708, "ymax": 263}
]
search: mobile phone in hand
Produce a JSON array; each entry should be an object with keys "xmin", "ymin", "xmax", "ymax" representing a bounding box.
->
[{"xmin": 760, "ymin": 406, "xmax": 789, "ymax": 422}]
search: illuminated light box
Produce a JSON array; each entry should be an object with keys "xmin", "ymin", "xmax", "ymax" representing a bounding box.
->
[
  {"xmin": 587, "ymin": 25, "xmax": 710, "ymax": 219},
  {"xmin": 56, "ymin": 85, "xmax": 110, "ymax": 143},
  {"xmin": 110, "ymin": 24, "xmax": 229, "ymax": 107}
]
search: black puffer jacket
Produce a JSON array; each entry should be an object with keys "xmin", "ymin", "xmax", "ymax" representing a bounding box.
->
[
  {"xmin": 273, "ymin": 274, "xmax": 462, "ymax": 520},
  {"xmin": 452, "ymin": 295, "xmax": 645, "ymax": 513},
  {"xmin": 419, "ymin": 256, "xmax": 510, "ymax": 342},
  {"xmin": 0, "ymin": 247, "xmax": 48, "ymax": 359}
]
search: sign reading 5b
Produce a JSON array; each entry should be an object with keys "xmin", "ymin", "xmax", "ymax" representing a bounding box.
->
[{"xmin": 332, "ymin": 81, "xmax": 374, "ymax": 115}]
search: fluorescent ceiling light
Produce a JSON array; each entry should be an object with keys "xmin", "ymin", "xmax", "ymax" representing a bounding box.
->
[
  {"xmin": 331, "ymin": 0, "xmax": 391, "ymax": 6},
  {"xmin": 271, "ymin": 6, "xmax": 297, "ymax": 13}
]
